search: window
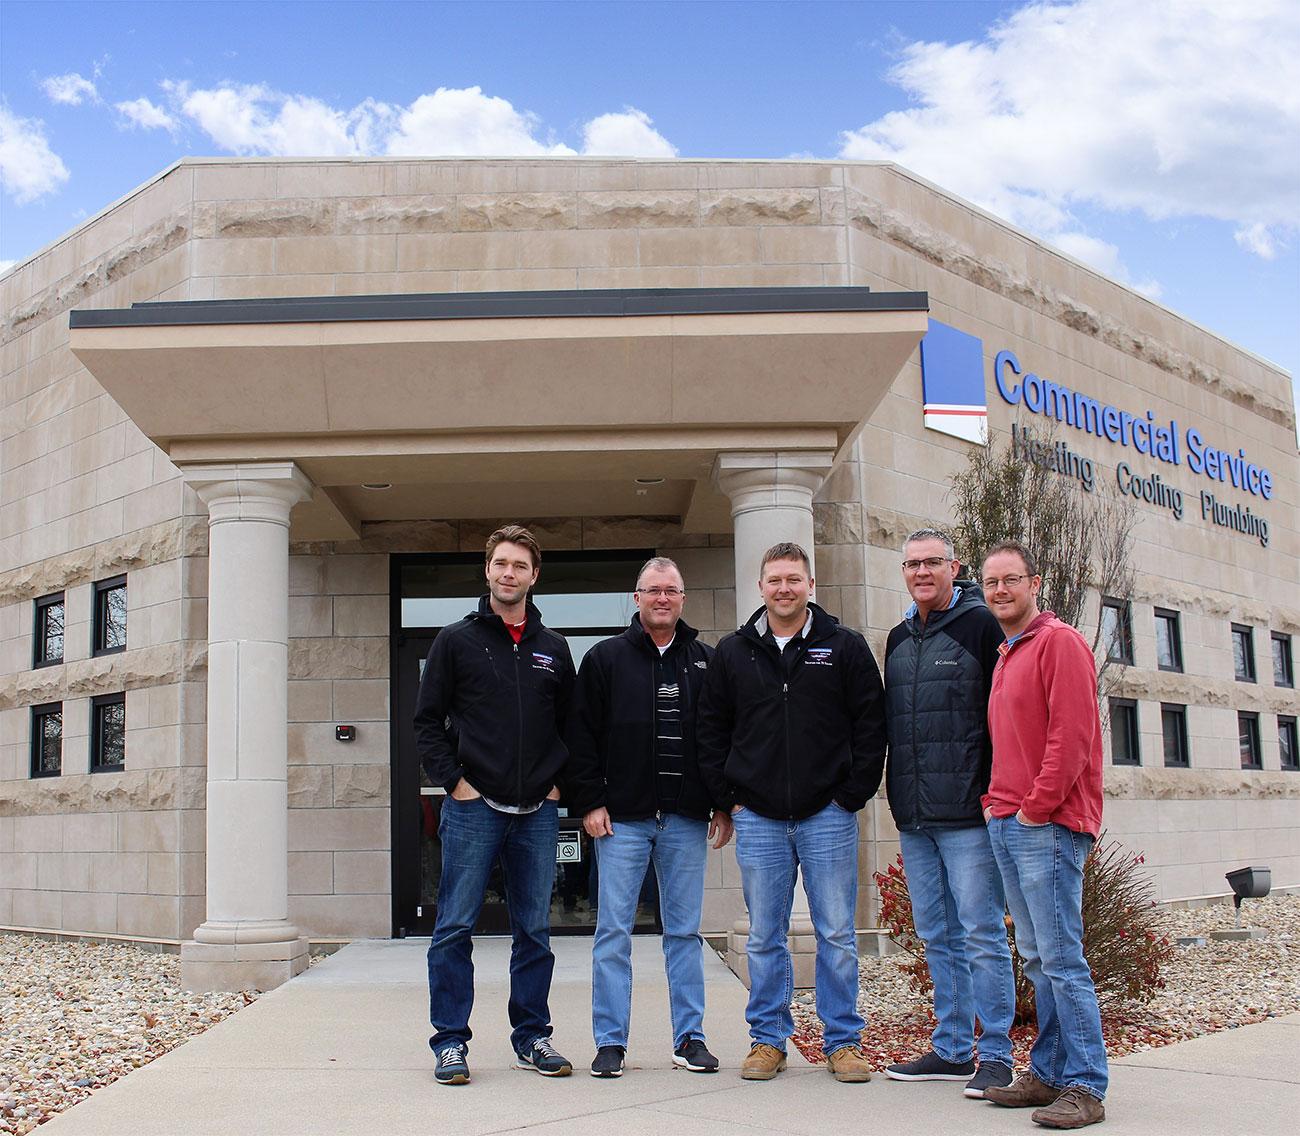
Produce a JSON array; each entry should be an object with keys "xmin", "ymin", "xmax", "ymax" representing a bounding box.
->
[
  {"xmin": 34, "ymin": 593, "xmax": 65, "ymax": 667},
  {"xmin": 30, "ymin": 703, "xmax": 62, "ymax": 777},
  {"xmin": 1101, "ymin": 598, "xmax": 1133, "ymax": 664},
  {"xmin": 1280, "ymin": 717, "xmax": 1298, "ymax": 772},
  {"xmin": 1238, "ymin": 712, "xmax": 1262, "ymax": 769},
  {"xmin": 1232, "ymin": 624, "xmax": 1256, "ymax": 682},
  {"xmin": 1274, "ymin": 632, "xmax": 1295, "ymax": 688},
  {"xmin": 1154, "ymin": 608, "xmax": 1183, "ymax": 672},
  {"xmin": 1109, "ymin": 698, "xmax": 1140, "ymax": 765},
  {"xmin": 1161, "ymin": 703, "xmax": 1189, "ymax": 767},
  {"xmin": 93, "ymin": 576, "xmax": 127, "ymax": 655},
  {"xmin": 91, "ymin": 693, "xmax": 126, "ymax": 771}
]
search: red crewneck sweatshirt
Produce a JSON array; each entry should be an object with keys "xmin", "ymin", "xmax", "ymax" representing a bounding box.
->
[{"xmin": 982, "ymin": 611, "xmax": 1103, "ymax": 836}]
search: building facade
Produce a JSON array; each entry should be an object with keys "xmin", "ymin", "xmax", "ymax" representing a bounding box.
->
[{"xmin": 1, "ymin": 157, "xmax": 1296, "ymax": 991}]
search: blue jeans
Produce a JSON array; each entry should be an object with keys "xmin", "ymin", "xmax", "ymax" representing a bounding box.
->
[
  {"xmin": 591, "ymin": 813, "xmax": 709, "ymax": 1049},
  {"xmin": 733, "ymin": 802, "xmax": 863, "ymax": 1054},
  {"xmin": 899, "ymin": 825, "xmax": 1014, "ymax": 1066},
  {"xmin": 988, "ymin": 816, "xmax": 1108, "ymax": 1099},
  {"xmin": 427, "ymin": 797, "xmax": 558, "ymax": 1055}
]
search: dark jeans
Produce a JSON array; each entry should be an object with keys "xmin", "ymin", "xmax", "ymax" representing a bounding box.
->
[{"xmin": 427, "ymin": 797, "xmax": 558, "ymax": 1055}]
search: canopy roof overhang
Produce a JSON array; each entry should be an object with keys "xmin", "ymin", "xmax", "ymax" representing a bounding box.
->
[{"xmin": 69, "ymin": 287, "xmax": 928, "ymax": 539}]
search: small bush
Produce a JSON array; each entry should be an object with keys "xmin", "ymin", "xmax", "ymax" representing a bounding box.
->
[{"xmin": 874, "ymin": 833, "xmax": 1175, "ymax": 1024}]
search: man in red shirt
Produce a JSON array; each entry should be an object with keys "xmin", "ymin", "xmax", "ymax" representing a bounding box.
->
[{"xmin": 979, "ymin": 540, "xmax": 1107, "ymax": 1130}]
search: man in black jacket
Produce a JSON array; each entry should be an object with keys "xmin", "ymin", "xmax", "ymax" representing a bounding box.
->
[
  {"xmin": 697, "ymin": 541, "xmax": 885, "ymax": 1083},
  {"xmin": 567, "ymin": 557, "xmax": 733, "ymax": 1078},
  {"xmin": 882, "ymin": 528, "xmax": 1015, "ymax": 1099},
  {"xmin": 414, "ymin": 525, "xmax": 576, "ymax": 1086}
]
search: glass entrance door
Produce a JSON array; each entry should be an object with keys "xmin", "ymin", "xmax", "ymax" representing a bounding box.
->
[{"xmin": 390, "ymin": 551, "xmax": 664, "ymax": 938}]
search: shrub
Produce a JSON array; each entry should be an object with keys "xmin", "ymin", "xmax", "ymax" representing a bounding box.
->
[{"xmin": 874, "ymin": 833, "xmax": 1175, "ymax": 1024}]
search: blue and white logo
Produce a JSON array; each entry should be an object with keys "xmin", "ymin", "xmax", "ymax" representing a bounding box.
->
[{"xmin": 919, "ymin": 319, "xmax": 988, "ymax": 445}]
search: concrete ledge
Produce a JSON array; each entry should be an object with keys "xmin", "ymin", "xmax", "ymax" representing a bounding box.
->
[{"xmin": 181, "ymin": 937, "xmax": 309, "ymax": 991}]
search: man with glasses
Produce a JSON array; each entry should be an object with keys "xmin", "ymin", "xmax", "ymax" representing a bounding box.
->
[
  {"xmin": 979, "ymin": 540, "xmax": 1108, "ymax": 1130},
  {"xmin": 882, "ymin": 530, "xmax": 1015, "ymax": 1100},
  {"xmin": 566, "ymin": 557, "xmax": 732, "ymax": 1078}
]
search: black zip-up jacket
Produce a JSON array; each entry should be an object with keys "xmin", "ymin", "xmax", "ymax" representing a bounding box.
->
[
  {"xmin": 884, "ymin": 583, "xmax": 1003, "ymax": 830},
  {"xmin": 696, "ymin": 602, "xmax": 886, "ymax": 819},
  {"xmin": 565, "ymin": 615, "xmax": 716, "ymax": 821},
  {"xmin": 413, "ymin": 595, "xmax": 575, "ymax": 806}
]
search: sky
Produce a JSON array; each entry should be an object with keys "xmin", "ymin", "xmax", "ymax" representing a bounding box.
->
[{"xmin": 1, "ymin": 0, "xmax": 1297, "ymax": 425}]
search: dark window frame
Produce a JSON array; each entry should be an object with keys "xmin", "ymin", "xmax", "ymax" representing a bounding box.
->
[
  {"xmin": 30, "ymin": 702, "xmax": 63, "ymax": 778},
  {"xmin": 1280, "ymin": 716, "xmax": 1298, "ymax": 772},
  {"xmin": 1238, "ymin": 711, "xmax": 1262, "ymax": 770},
  {"xmin": 1154, "ymin": 607, "xmax": 1183, "ymax": 673},
  {"xmin": 1161, "ymin": 703, "xmax": 1189, "ymax": 768},
  {"xmin": 92, "ymin": 575, "xmax": 128, "ymax": 656},
  {"xmin": 1101, "ymin": 597, "xmax": 1134, "ymax": 665},
  {"xmin": 1232, "ymin": 623, "xmax": 1256, "ymax": 683},
  {"xmin": 1273, "ymin": 632, "xmax": 1294, "ymax": 688},
  {"xmin": 33, "ymin": 592, "xmax": 65, "ymax": 668},
  {"xmin": 90, "ymin": 692, "xmax": 127, "ymax": 772},
  {"xmin": 1109, "ymin": 697, "xmax": 1140, "ymax": 766}
]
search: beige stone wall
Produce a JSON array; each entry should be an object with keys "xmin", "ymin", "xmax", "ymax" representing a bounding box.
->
[{"xmin": 2, "ymin": 157, "xmax": 1296, "ymax": 942}]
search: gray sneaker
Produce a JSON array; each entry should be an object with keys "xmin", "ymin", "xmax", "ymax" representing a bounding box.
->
[
  {"xmin": 433, "ymin": 1043, "xmax": 470, "ymax": 1085},
  {"xmin": 515, "ymin": 1036, "xmax": 573, "ymax": 1077},
  {"xmin": 885, "ymin": 1050, "xmax": 976, "ymax": 1081},
  {"xmin": 965, "ymin": 1060, "xmax": 1014, "ymax": 1098}
]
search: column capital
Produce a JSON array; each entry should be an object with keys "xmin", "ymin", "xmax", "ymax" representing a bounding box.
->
[
  {"xmin": 180, "ymin": 461, "xmax": 314, "ymax": 526},
  {"xmin": 712, "ymin": 450, "xmax": 835, "ymax": 513}
]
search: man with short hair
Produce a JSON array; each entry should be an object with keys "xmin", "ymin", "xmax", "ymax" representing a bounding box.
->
[
  {"xmin": 979, "ymin": 540, "xmax": 1108, "ymax": 1130},
  {"xmin": 566, "ymin": 557, "xmax": 732, "ymax": 1078},
  {"xmin": 882, "ymin": 529, "xmax": 1016, "ymax": 1099},
  {"xmin": 698, "ymin": 542, "xmax": 886, "ymax": 1083},
  {"xmin": 414, "ymin": 524, "xmax": 576, "ymax": 1086}
]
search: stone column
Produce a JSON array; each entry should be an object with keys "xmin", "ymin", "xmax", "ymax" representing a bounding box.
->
[{"xmin": 179, "ymin": 462, "xmax": 314, "ymax": 992}]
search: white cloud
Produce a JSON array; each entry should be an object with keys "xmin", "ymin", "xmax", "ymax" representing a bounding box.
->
[
  {"xmin": 1048, "ymin": 232, "xmax": 1162, "ymax": 299},
  {"xmin": 0, "ymin": 258, "xmax": 17, "ymax": 276},
  {"xmin": 0, "ymin": 106, "xmax": 70, "ymax": 203},
  {"xmin": 581, "ymin": 109, "xmax": 677, "ymax": 157},
  {"xmin": 115, "ymin": 97, "xmax": 179, "ymax": 133},
  {"xmin": 384, "ymin": 86, "xmax": 572, "ymax": 156},
  {"xmin": 839, "ymin": 0, "xmax": 1300, "ymax": 266},
  {"xmin": 41, "ymin": 71, "xmax": 99, "ymax": 106}
]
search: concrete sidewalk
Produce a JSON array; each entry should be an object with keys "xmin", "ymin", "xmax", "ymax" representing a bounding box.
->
[{"xmin": 44, "ymin": 937, "xmax": 1299, "ymax": 1136}]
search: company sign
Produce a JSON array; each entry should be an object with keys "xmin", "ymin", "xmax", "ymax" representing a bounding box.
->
[{"xmin": 919, "ymin": 320, "xmax": 988, "ymax": 445}]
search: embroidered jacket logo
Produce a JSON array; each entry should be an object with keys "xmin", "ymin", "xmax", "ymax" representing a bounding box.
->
[
  {"xmin": 806, "ymin": 648, "xmax": 834, "ymax": 667},
  {"xmin": 531, "ymin": 652, "xmax": 557, "ymax": 674}
]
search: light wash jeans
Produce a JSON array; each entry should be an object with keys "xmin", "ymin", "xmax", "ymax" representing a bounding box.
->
[
  {"xmin": 988, "ymin": 815, "xmax": 1108, "ymax": 1099},
  {"xmin": 733, "ymin": 801, "xmax": 864, "ymax": 1054},
  {"xmin": 899, "ymin": 825, "xmax": 1015, "ymax": 1066},
  {"xmin": 591, "ymin": 812, "xmax": 709, "ymax": 1050}
]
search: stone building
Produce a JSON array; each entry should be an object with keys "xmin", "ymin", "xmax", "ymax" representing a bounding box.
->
[{"xmin": 1, "ymin": 157, "xmax": 1296, "ymax": 991}]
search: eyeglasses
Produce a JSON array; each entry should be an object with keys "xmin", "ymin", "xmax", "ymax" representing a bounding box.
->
[
  {"xmin": 982, "ymin": 574, "xmax": 1029, "ymax": 590},
  {"xmin": 637, "ymin": 587, "xmax": 683, "ymax": 598},
  {"xmin": 902, "ymin": 557, "xmax": 951, "ymax": 572}
]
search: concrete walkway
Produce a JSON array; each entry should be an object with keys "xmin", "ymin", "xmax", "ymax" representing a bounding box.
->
[{"xmin": 44, "ymin": 937, "xmax": 1299, "ymax": 1136}]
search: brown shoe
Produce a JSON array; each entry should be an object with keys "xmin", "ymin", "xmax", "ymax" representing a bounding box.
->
[
  {"xmin": 826, "ymin": 1045, "xmax": 872, "ymax": 1083},
  {"xmin": 740, "ymin": 1043, "xmax": 787, "ymax": 1080},
  {"xmin": 1032, "ymin": 1087, "xmax": 1105, "ymax": 1129},
  {"xmin": 984, "ymin": 1070, "xmax": 1062, "ymax": 1108}
]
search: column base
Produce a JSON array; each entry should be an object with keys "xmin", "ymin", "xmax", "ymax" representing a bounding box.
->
[{"xmin": 181, "ymin": 936, "xmax": 309, "ymax": 992}]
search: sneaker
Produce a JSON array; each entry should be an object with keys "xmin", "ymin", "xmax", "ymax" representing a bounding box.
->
[
  {"xmin": 965, "ymin": 1060, "xmax": 1014, "ymax": 1099},
  {"xmin": 433, "ymin": 1043, "xmax": 470, "ymax": 1085},
  {"xmin": 590, "ymin": 1045, "xmax": 625, "ymax": 1078},
  {"xmin": 1031, "ymin": 1086, "xmax": 1106, "ymax": 1129},
  {"xmin": 739, "ymin": 1043, "xmax": 787, "ymax": 1081},
  {"xmin": 826, "ymin": 1044, "xmax": 873, "ymax": 1083},
  {"xmin": 673, "ymin": 1037, "xmax": 719, "ymax": 1073},
  {"xmin": 515, "ymin": 1036, "xmax": 573, "ymax": 1077},
  {"xmin": 884, "ymin": 1050, "xmax": 976, "ymax": 1081},
  {"xmin": 984, "ymin": 1070, "xmax": 1062, "ymax": 1108}
]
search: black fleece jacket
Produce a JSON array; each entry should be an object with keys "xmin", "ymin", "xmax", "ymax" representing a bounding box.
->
[
  {"xmin": 696, "ymin": 602, "xmax": 886, "ymax": 820},
  {"xmin": 413, "ymin": 595, "xmax": 575, "ymax": 806},
  {"xmin": 565, "ymin": 615, "xmax": 716, "ymax": 821}
]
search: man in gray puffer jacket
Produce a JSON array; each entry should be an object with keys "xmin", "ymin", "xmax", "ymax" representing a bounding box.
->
[{"xmin": 881, "ymin": 529, "xmax": 1016, "ymax": 1101}]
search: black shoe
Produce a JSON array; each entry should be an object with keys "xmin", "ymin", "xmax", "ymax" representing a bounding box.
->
[
  {"xmin": 591, "ymin": 1045, "xmax": 626, "ymax": 1077},
  {"xmin": 673, "ymin": 1037, "xmax": 719, "ymax": 1073},
  {"xmin": 433, "ymin": 1043, "xmax": 470, "ymax": 1085},
  {"xmin": 884, "ymin": 1050, "xmax": 976, "ymax": 1081},
  {"xmin": 515, "ymin": 1036, "xmax": 573, "ymax": 1076},
  {"xmin": 965, "ymin": 1060, "xmax": 1014, "ymax": 1098}
]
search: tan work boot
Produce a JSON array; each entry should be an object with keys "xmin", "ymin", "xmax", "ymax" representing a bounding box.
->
[
  {"xmin": 1031, "ymin": 1087, "xmax": 1106, "ymax": 1129},
  {"xmin": 740, "ymin": 1043, "xmax": 787, "ymax": 1081},
  {"xmin": 984, "ymin": 1070, "xmax": 1062, "ymax": 1108},
  {"xmin": 826, "ymin": 1045, "xmax": 872, "ymax": 1082}
]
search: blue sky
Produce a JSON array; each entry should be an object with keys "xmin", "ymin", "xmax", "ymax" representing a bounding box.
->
[{"xmin": 2, "ymin": 0, "xmax": 1297, "ymax": 423}]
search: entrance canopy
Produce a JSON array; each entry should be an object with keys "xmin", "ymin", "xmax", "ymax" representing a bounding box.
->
[{"xmin": 70, "ymin": 287, "xmax": 928, "ymax": 539}]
